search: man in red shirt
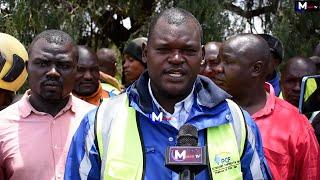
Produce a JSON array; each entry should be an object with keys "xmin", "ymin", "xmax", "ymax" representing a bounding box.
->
[{"xmin": 212, "ymin": 33, "xmax": 320, "ymax": 179}]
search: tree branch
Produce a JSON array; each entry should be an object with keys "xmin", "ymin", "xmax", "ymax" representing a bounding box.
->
[{"xmin": 223, "ymin": 0, "xmax": 280, "ymax": 19}]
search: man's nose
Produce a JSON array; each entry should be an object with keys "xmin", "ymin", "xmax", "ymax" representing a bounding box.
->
[
  {"xmin": 46, "ymin": 66, "xmax": 60, "ymax": 77},
  {"xmin": 83, "ymin": 70, "xmax": 93, "ymax": 80},
  {"xmin": 293, "ymin": 81, "xmax": 301, "ymax": 91},
  {"xmin": 168, "ymin": 51, "xmax": 184, "ymax": 64}
]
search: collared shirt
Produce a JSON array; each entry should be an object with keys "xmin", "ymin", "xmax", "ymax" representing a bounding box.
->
[
  {"xmin": 148, "ymin": 79, "xmax": 194, "ymax": 130},
  {"xmin": 252, "ymin": 83, "xmax": 320, "ymax": 180},
  {"xmin": 0, "ymin": 90, "xmax": 95, "ymax": 180}
]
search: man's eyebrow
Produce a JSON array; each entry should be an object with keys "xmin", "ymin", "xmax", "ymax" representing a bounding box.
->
[{"xmin": 32, "ymin": 57, "xmax": 48, "ymax": 61}]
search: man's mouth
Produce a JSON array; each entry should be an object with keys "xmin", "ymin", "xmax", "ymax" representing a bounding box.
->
[
  {"xmin": 168, "ymin": 71, "xmax": 183, "ymax": 78},
  {"xmin": 80, "ymin": 82, "xmax": 95, "ymax": 87},
  {"xmin": 43, "ymin": 81, "xmax": 60, "ymax": 87}
]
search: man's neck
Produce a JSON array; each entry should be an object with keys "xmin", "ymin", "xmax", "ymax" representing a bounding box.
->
[
  {"xmin": 149, "ymin": 81, "xmax": 194, "ymax": 114},
  {"xmin": 233, "ymin": 86, "xmax": 267, "ymax": 115},
  {"xmin": 29, "ymin": 92, "xmax": 70, "ymax": 117}
]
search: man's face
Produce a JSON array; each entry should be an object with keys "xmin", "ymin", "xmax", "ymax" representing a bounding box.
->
[
  {"xmin": 27, "ymin": 39, "xmax": 76, "ymax": 102},
  {"xmin": 123, "ymin": 53, "xmax": 145, "ymax": 86},
  {"xmin": 213, "ymin": 44, "xmax": 251, "ymax": 96},
  {"xmin": 73, "ymin": 50, "xmax": 100, "ymax": 96},
  {"xmin": 201, "ymin": 44, "xmax": 220, "ymax": 80},
  {"xmin": 281, "ymin": 65, "xmax": 311, "ymax": 107},
  {"xmin": 144, "ymin": 19, "xmax": 203, "ymax": 98}
]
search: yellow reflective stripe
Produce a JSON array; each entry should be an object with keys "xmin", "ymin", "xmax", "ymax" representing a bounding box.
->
[
  {"xmin": 103, "ymin": 96, "xmax": 143, "ymax": 180},
  {"xmin": 226, "ymin": 99, "xmax": 246, "ymax": 156},
  {"xmin": 96, "ymin": 94, "xmax": 129, "ymax": 179},
  {"xmin": 96, "ymin": 108, "xmax": 104, "ymax": 158},
  {"xmin": 207, "ymin": 123, "xmax": 243, "ymax": 179}
]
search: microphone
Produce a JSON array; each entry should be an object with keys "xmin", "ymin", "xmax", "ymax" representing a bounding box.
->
[{"xmin": 165, "ymin": 124, "xmax": 207, "ymax": 180}]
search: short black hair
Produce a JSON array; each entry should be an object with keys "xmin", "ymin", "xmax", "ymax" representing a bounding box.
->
[
  {"xmin": 147, "ymin": 8, "xmax": 203, "ymax": 44},
  {"xmin": 28, "ymin": 29, "xmax": 74, "ymax": 55}
]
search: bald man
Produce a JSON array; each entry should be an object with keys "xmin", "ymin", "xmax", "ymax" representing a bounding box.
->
[
  {"xmin": 97, "ymin": 48, "xmax": 117, "ymax": 77},
  {"xmin": 200, "ymin": 41, "xmax": 221, "ymax": 80},
  {"xmin": 280, "ymin": 56, "xmax": 317, "ymax": 107},
  {"xmin": 96, "ymin": 48, "xmax": 121, "ymax": 96},
  {"xmin": 214, "ymin": 34, "xmax": 319, "ymax": 179}
]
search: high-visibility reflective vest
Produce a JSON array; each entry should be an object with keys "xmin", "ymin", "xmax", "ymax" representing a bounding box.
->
[{"xmin": 95, "ymin": 93, "xmax": 246, "ymax": 180}]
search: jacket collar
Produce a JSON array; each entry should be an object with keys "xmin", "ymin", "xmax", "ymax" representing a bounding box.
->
[{"xmin": 126, "ymin": 71, "xmax": 231, "ymax": 114}]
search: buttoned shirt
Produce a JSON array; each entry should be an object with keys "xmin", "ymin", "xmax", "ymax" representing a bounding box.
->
[
  {"xmin": 0, "ymin": 91, "xmax": 95, "ymax": 180},
  {"xmin": 148, "ymin": 79, "xmax": 194, "ymax": 130},
  {"xmin": 252, "ymin": 83, "xmax": 320, "ymax": 180}
]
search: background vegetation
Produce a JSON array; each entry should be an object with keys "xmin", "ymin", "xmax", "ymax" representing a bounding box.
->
[{"xmin": 1, "ymin": 0, "xmax": 319, "ymax": 89}]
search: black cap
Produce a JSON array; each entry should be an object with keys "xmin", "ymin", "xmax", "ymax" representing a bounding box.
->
[
  {"xmin": 123, "ymin": 37, "xmax": 147, "ymax": 67},
  {"xmin": 258, "ymin": 34, "xmax": 284, "ymax": 62}
]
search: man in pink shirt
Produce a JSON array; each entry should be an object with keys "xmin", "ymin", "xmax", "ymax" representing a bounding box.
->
[
  {"xmin": 0, "ymin": 30, "xmax": 94, "ymax": 180},
  {"xmin": 212, "ymin": 33, "xmax": 320, "ymax": 179}
]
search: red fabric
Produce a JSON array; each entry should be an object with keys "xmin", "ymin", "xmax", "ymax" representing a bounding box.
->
[{"xmin": 252, "ymin": 83, "xmax": 320, "ymax": 180}]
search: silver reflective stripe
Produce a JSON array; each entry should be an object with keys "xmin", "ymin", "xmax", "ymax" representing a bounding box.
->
[
  {"xmin": 226, "ymin": 99, "xmax": 245, "ymax": 156},
  {"xmin": 247, "ymin": 123, "xmax": 264, "ymax": 179},
  {"xmin": 96, "ymin": 93, "xmax": 128, "ymax": 179},
  {"xmin": 79, "ymin": 121, "xmax": 96, "ymax": 179}
]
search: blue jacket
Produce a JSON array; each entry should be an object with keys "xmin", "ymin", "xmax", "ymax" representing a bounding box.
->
[
  {"xmin": 268, "ymin": 72, "xmax": 281, "ymax": 97},
  {"xmin": 64, "ymin": 72, "xmax": 271, "ymax": 180}
]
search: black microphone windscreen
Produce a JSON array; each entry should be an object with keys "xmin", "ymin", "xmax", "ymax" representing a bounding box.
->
[{"xmin": 177, "ymin": 124, "xmax": 198, "ymax": 146}]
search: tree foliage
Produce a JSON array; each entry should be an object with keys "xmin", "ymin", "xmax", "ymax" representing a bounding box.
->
[{"xmin": 0, "ymin": 0, "xmax": 319, "ymax": 61}]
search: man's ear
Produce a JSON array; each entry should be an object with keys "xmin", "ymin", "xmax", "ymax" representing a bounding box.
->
[
  {"xmin": 201, "ymin": 45, "xmax": 205, "ymax": 63},
  {"xmin": 251, "ymin": 60, "xmax": 264, "ymax": 77},
  {"xmin": 142, "ymin": 42, "xmax": 147, "ymax": 64}
]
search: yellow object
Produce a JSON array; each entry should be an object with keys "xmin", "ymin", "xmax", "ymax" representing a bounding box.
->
[
  {"xmin": 0, "ymin": 33, "xmax": 28, "ymax": 92},
  {"xmin": 304, "ymin": 78, "xmax": 317, "ymax": 102}
]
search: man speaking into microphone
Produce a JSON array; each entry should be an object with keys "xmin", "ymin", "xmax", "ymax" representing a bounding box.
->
[{"xmin": 64, "ymin": 8, "xmax": 271, "ymax": 180}]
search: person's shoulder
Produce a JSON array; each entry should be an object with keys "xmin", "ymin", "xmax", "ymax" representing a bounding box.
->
[
  {"xmin": 71, "ymin": 95, "xmax": 96, "ymax": 108},
  {"xmin": 0, "ymin": 99, "xmax": 22, "ymax": 120},
  {"xmin": 274, "ymin": 96, "xmax": 312, "ymax": 129},
  {"xmin": 274, "ymin": 96, "xmax": 300, "ymax": 113},
  {"xmin": 274, "ymin": 97, "xmax": 308, "ymax": 121},
  {"xmin": 0, "ymin": 100, "xmax": 23, "ymax": 135},
  {"xmin": 71, "ymin": 95, "xmax": 96, "ymax": 117}
]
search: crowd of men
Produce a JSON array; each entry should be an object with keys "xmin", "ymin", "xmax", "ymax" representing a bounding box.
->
[{"xmin": 0, "ymin": 7, "xmax": 319, "ymax": 180}]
